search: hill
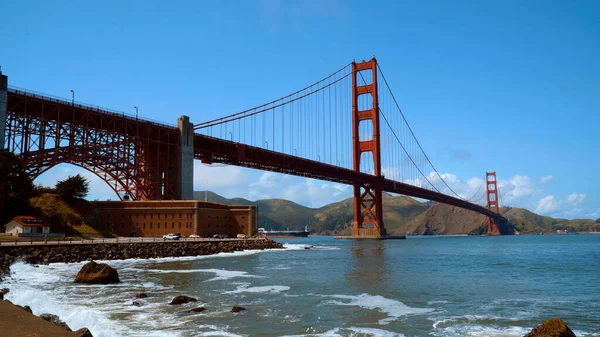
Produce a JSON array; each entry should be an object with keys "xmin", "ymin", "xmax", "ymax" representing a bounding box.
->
[{"xmin": 196, "ymin": 191, "xmax": 600, "ymax": 235}]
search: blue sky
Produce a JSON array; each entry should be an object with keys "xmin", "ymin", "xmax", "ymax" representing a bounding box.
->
[{"xmin": 1, "ymin": 0, "xmax": 598, "ymax": 219}]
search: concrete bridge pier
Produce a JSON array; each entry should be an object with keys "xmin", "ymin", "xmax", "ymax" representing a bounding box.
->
[
  {"xmin": 178, "ymin": 115, "xmax": 194, "ymax": 200},
  {"xmin": 0, "ymin": 71, "xmax": 7, "ymax": 150}
]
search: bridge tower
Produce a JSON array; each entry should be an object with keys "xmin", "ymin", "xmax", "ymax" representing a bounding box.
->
[
  {"xmin": 351, "ymin": 58, "xmax": 386, "ymax": 238},
  {"xmin": 486, "ymin": 171, "xmax": 500, "ymax": 235}
]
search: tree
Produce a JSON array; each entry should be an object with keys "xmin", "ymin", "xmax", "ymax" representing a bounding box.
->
[
  {"xmin": 596, "ymin": 218, "xmax": 600, "ymax": 224},
  {"xmin": 55, "ymin": 174, "xmax": 90, "ymax": 199},
  {"xmin": 0, "ymin": 150, "xmax": 36, "ymax": 223}
]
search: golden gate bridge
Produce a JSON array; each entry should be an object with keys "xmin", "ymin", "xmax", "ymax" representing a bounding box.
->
[{"xmin": 0, "ymin": 58, "xmax": 508, "ymax": 238}]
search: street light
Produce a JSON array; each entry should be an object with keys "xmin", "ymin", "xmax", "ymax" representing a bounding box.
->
[
  {"xmin": 264, "ymin": 141, "xmax": 268, "ymax": 150},
  {"xmin": 228, "ymin": 132, "xmax": 233, "ymax": 142},
  {"xmin": 134, "ymin": 106, "xmax": 138, "ymax": 119},
  {"xmin": 70, "ymin": 90, "xmax": 74, "ymax": 105}
]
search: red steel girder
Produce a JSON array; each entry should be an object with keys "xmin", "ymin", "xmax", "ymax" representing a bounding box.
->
[{"xmin": 6, "ymin": 90, "xmax": 180, "ymax": 200}]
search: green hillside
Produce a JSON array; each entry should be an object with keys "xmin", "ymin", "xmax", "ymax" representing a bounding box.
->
[{"xmin": 196, "ymin": 190, "xmax": 600, "ymax": 235}]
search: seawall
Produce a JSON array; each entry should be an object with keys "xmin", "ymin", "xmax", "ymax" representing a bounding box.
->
[{"xmin": 0, "ymin": 239, "xmax": 284, "ymax": 279}]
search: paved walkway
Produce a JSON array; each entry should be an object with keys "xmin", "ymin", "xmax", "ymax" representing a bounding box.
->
[
  {"xmin": 0, "ymin": 237, "xmax": 265, "ymax": 247},
  {"xmin": 0, "ymin": 301, "xmax": 77, "ymax": 337}
]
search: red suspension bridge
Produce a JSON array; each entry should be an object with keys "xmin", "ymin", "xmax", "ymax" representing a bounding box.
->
[{"xmin": 0, "ymin": 58, "xmax": 508, "ymax": 237}]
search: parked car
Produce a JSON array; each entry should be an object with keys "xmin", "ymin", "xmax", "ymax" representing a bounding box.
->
[
  {"xmin": 189, "ymin": 234, "xmax": 200, "ymax": 238},
  {"xmin": 163, "ymin": 233, "xmax": 181, "ymax": 240},
  {"xmin": 236, "ymin": 234, "xmax": 246, "ymax": 238},
  {"xmin": 212, "ymin": 234, "xmax": 228, "ymax": 239}
]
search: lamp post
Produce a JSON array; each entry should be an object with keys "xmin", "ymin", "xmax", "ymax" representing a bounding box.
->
[
  {"xmin": 264, "ymin": 141, "xmax": 268, "ymax": 150},
  {"xmin": 134, "ymin": 106, "xmax": 138, "ymax": 120},
  {"xmin": 228, "ymin": 132, "xmax": 233, "ymax": 142},
  {"xmin": 70, "ymin": 90, "xmax": 74, "ymax": 105}
]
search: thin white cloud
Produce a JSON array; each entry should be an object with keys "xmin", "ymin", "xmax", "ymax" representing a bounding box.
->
[
  {"xmin": 534, "ymin": 192, "xmax": 587, "ymax": 216},
  {"xmin": 193, "ymin": 162, "xmax": 250, "ymax": 190},
  {"xmin": 535, "ymin": 195, "xmax": 559, "ymax": 214},
  {"xmin": 248, "ymin": 172, "xmax": 351, "ymax": 208},
  {"xmin": 540, "ymin": 175, "xmax": 555, "ymax": 184},
  {"xmin": 567, "ymin": 192, "xmax": 586, "ymax": 206}
]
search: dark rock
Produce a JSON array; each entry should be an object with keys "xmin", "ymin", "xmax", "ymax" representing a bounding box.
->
[
  {"xmin": 524, "ymin": 318, "xmax": 576, "ymax": 337},
  {"xmin": 40, "ymin": 313, "xmax": 72, "ymax": 331},
  {"xmin": 74, "ymin": 327, "xmax": 94, "ymax": 337},
  {"xmin": 231, "ymin": 305, "xmax": 246, "ymax": 313},
  {"xmin": 22, "ymin": 305, "xmax": 33, "ymax": 313},
  {"xmin": 188, "ymin": 307, "xmax": 206, "ymax": 313},
  {"xmin": 74, "ymin": 261, "xmax": 120, "ymax": 284},
  {"xmin": 0, "ymin": 288, "xmax": 9, "ymax": 295},
  {"xmin": 132, "ymin": 301, "xmax": 142, "ymax": 306},
  {"xmin": 169, "ymin": 295, "xmax": 197, "ymax": 305},
  {"xmin": 135, "ymin": 293, "xmax": 148, "ymax": 299}
]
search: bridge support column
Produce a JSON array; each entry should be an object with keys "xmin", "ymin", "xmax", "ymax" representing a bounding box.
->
[
  {"xmin": 486, "ymin": 172, "xmax": 500, "ymax": 235},
  {"xmin": 351, "ymin": 58, "xmax": 386, "ymax": 238},
  {"xmin": 0, "ymin": 71, "xmax": 7, "ymax": 150},
  {"xmin": 178, "ymin": 115, "xmax": 194, "ymax": 200}
]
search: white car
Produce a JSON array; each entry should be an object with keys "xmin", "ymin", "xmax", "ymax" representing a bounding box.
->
[
  {"xmin": 162, "ymin": 233, "xmax": 180, "ymax": 240},
  {"xmin": 189, "ymin": 234, "xmax": 200, "ymax": 238}
]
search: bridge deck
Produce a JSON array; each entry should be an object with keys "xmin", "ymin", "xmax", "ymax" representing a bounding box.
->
[{"xmin": 194, "ymin": 134, "xmax": 502, "ymax": 219}]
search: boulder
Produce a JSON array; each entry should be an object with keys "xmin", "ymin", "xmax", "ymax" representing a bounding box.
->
[
  {"xmin": 22, "ymin": 305, "xmax": 33, "ymax": 313},
  {"xmin": 132, "ymin": 301, "xmax": 142, "ymax": 306},
  {"xmin": 231, "ymin": 305, "xmax": 246, "ymax": 313},
  {"xmin": 135, "ymin": 293, "xmax": 148, "ymax": 299},
  {"xmin": 40, "ymin": 313, "xmax": 72, "ymax": 331},
  {"xmin": 0, "ymin": 288, "xmax": 8, "ymax": 299},
  {"xmin": 74, "ymin": 328, "xmax": 94, "ymax": 337},
  {"xmin": 524, "ymin": 318, "xmax": 576, "ymax": 337},
  {"xmin": 188, "ymin": 307, "xmax": 206, "ymax": 313},
  {"xmin": 169, "ymin": 295, "xmax": 197, "ymax": 305},
  {"xmin": 74, "ymin": 261, "xmax": 120, "ymax": 284}
]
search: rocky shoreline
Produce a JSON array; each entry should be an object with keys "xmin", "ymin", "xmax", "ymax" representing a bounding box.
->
[{"xmin": 0, "ymin": 239, "xmax": 284, "ymax": 280}]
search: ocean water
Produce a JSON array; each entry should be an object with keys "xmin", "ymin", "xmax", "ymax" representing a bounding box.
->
[{"xmin": 1, "ymin": 235, "xmax": 599, "ymax": 336}]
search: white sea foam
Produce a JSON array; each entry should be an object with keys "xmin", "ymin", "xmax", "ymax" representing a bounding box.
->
[
  {"xmin": 431, "ymin": 324, "xmax": 531, "ymax": 337},
  {"xmin": 282, "ymin": 243, "xmax": 312, "ymax": 250},
  {"xmin": 142, "ymin": 268, "xmax": 261, "ymax": 281},
  {"xmin": 323, "ymin": 293, "xmax": 433, "ymax": 325},
  {"xmin": 281, "ymin": 327, "xmax": 404, "ymax": 337},
  {"xmin": 224, "ymin": 285, "xmax": 290, "ymax": 294}
]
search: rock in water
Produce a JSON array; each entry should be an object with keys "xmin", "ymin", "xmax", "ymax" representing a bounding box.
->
[
  {"xmin": 0, "ymin": 288, "xmax": 8, "ymax": 300},
  {"xmin": 231, "ymin": 306, "xmax": 246, "ymax": 313},
  {"xmin": 135, "ymin": 293, "xmax": 148, "ymax": 299},
  {"xmin": 74, "ymin": 261, "xmax": 120, "ymax": 284},
  {"xmin": 40, "ymin": 313, "xmax": 72, "ymax": 331},
  {"xmin": 524, "ymin": 318, "xmax": 576, "ymax": 337},
  {"xmin": 74, "ymin": 328, "xmax": 94, "ymax": 337},
  {"xmin": 169, "ymin": 295, "xmax": 197, "ymax": 305},
  {"xmin": 188, "ymin": 307, "xmax": 206, "ymax": 313}
]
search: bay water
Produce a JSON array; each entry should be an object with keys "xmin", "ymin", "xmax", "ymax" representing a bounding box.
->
[{"xmin": 1, "ymin": 235, "xmax": 599, "ymax": 336}]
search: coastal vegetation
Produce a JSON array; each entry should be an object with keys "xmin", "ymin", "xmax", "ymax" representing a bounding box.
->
[{"xmin": 0, "ymin": 152, "xmax": 111, "ymax": 238}]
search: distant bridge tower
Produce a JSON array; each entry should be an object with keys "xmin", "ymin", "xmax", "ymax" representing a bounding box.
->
[
  {"xmin": 486, "ymin": 172, "xmax": 500, "ymax": 235},
  {"xmin": 351, "ymin": 58, "xmax": 386, "ymax": 237}
]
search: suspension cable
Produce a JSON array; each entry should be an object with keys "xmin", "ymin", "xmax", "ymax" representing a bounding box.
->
[
  {"xmin": 376, "ymin": 63, "xmax": 464, "ymax": 199},
  {"xmin": 195, "ymin": 63, "xmax": 351, "ymax": 128}
]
